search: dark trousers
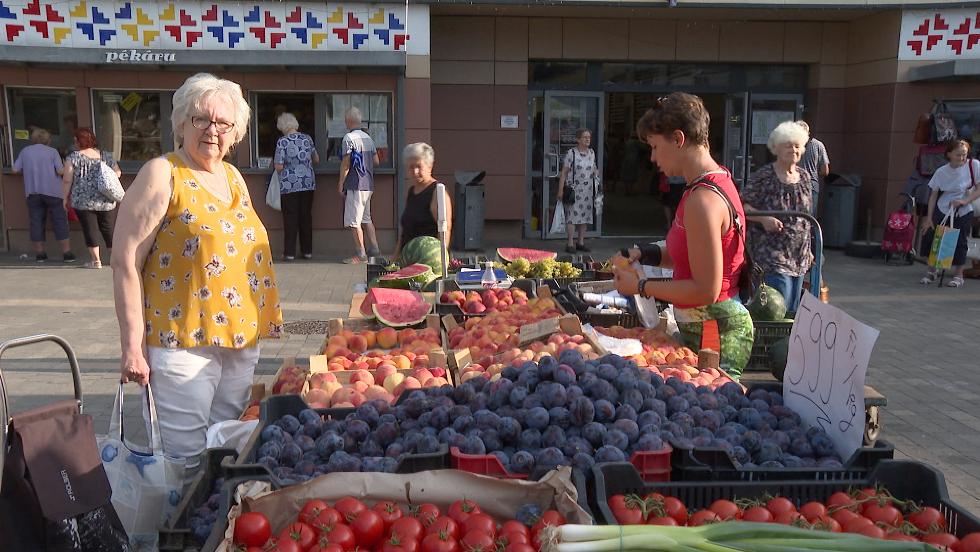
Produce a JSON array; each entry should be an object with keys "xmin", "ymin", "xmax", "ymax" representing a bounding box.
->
[
  {"xmin": 920, "ymin": 208, "xmax": 974, "ymax": 266},
  {"xmin": 281, "ymin": 190, "xmax": 314, "ymax": 257},
  {"xmin": 26, "ymin": 194, "xmax": 69, "ymax": 242},
  {"xmin": 75, "ymin": 208, "xmax": 116, "ymax": 248}
]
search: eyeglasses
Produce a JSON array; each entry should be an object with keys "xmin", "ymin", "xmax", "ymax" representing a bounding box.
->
[{"xmin": 190, "ymin": 116, "xmax": 235, "ymax": 134}]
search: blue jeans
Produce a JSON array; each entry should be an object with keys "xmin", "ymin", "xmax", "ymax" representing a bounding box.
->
[{"xmin": 764, "ymin": 272, "xmax": 805, "ymax": 314}]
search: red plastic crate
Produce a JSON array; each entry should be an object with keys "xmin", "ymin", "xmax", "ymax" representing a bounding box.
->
[
  {"xmin": 450, "ymin": 447, "xmax": 530, "ymax": 479},
  {"xmin": 629, "ymin": 444, "xmax": 673, "ymax": 483}
]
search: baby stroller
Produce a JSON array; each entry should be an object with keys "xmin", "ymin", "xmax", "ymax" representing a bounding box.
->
[{"xmin": 882, "ymin": 192, "xmax": 917, "ymax": 265}]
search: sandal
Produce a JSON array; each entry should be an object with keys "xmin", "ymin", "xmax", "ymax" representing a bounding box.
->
[
  {"xmin": 947, "ymin": 276, "xmax": 965, "ymax": 288},
  {"xmin": 82, "ymin": 261, "xmax": 102, "ymax": 269},
  {"xmin": 919, "ymin": 272, "xmax": 937, "ymax": 284}
]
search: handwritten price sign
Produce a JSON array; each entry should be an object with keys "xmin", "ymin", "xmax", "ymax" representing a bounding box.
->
[{"xmin": 783, "ymin": 293, "xmax": 880, "ymax": 461}]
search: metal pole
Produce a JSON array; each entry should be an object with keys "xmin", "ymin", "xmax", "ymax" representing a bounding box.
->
[{"xmin": 436, "ymin": 182, "xmax": 449, "ymax": 280}]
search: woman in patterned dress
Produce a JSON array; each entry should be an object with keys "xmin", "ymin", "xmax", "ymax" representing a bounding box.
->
[
  {"xmin": 557, "ymin": 128, "xmax": 598, "ymax": 254},
  {"xmin": 111, "ymin": 73, "xmax": 283, "ymax": 475},
  {"xmin": 62, "ymin": 127, "xmax": 122, "ymax": 268},
  {"xmin": 274, "ymin": 112, "xmax": 319, "ymax": 260}
]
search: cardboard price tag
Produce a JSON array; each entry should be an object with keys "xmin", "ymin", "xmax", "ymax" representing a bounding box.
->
[{"xmin": 519, "ymin": 317, "xmax": 561, "ymax": 344}]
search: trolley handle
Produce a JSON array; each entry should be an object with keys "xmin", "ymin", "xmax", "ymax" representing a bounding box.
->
[
  {"xmin": 0, "ymin": 334, "xmax": 84, "ymax": 418},
  {"xmin": 746, "ymin": 209, "xmax": 824, "ymax": 298}
]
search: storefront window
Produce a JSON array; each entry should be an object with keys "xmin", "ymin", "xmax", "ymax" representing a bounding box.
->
[
  {"xmin": 5, "ymin": 87, "xmax": 78, "ymax": 162},
  {"xmin": 745, "ymin": 65, "xmax": 806, "ymax": 90},
  {"xmin": 93, "ymin": 90, "xmax": 171, "ymax": 168},
  {"xmin": 251, "ymin": 91, "xmax": 393, "ymax": 170},
  {"xmin": 530, "ymin": 62, "xmax": 589, "ymax": 87}
]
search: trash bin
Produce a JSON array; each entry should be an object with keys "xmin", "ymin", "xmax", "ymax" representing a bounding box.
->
[
  {"xmin": 452, "ymin": 170, "xmax": 486, "ymax": 251},
  {"xmin": 822, "ymin": 173, "xmax": 861, "ymax": 248}
]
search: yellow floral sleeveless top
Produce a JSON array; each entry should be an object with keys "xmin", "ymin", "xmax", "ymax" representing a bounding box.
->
[{"xmin": 142, "ymin": 153, "xmax": 283, "ymax": 349}]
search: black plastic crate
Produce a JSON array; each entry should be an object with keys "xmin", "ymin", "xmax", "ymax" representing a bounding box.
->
[
  {"xmin": 235, "ymin": 394, "xmax": 448, "ymax": 480},
  {"xmin": 746, "ymin": 320, "xmax": 793, "ymax": 372},
  {"xmin": 591, "ymin": 459, "xmax": 980, "ymax": 537},
  {"xmin": 159, "ymin": 448, "xmax": 267, "ymax": 552},
  {"xmin": 435, "ymin": 278, "xmax": 538, "ymax": 317},
  {"xmin": 366, "ymin": 257, "xmax": 395, "ymax": 284}
]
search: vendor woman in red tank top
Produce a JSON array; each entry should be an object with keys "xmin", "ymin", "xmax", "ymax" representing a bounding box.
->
[{"xmin": 613, "ymin": 92, "xmax": 754, "ymax": 379}]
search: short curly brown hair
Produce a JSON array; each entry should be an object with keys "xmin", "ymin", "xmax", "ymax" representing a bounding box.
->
[
  {"xmin": 635, "ymin": 92, "xmax": 710, "ymax": 147},
  {"xmin": 74, "ymin": 127, "xmax": 98, "ymax": 149}
]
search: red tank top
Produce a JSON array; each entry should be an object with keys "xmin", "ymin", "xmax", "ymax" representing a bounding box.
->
[{"xmin": 665, "ymin": 171, "xmax": 745, "ymax": 309}]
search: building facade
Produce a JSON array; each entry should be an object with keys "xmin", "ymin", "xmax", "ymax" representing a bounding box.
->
[{"xmin": 2, "ymin": 1, "xmax": 980, "ymax": 253}]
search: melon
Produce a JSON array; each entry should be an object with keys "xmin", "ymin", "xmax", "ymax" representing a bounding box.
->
[
  {"xmin": 769, "ymin": 336, "xmax": 790, "ymax": 381},
  {"xmin": 401, "ymin": 236, "xmax": 445, "ymax": 275},
  {"xmin": 496, "ymin": 247, "xmax": 557, "ymax": 263},
  {"xmin": 377, "ymin": 263, "xmax": 436, "ymax": 290},
  {"xmin": 373, "ymin": 301, "xmax": 431, "ymax": 328},
  {"xmin": 360, "ymin": 288, "xmax": 425, "ymax": 317},
  {"xmin": 747, "ymin": 284, "xmax": 788, "ymax": 322}
]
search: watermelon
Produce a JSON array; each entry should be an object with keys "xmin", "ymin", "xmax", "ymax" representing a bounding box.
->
[
  {"xmin": 360, "ymin": 288, "xmax": 425, "ymax": 317},
  {"xmin": 373, "ymin": 301, "xmax": 431, "ymax": 328},
  {"xmin": 747, "ymin": 284, "xmax": 788, "ymax": 321},
  {"xmin": 496, "ymin": 247, "xmax": 557, "ymax": 263},
  {"xmin": 769, "ymin": 336, "xmax": 790, "ymax": 381},
  {"xmin": 401, "ymin": 236, "xmax": 445, "ymax": 275},
  {"xmin": 376, "ymin": 263, "xmax": 436, "ymax": 290}
]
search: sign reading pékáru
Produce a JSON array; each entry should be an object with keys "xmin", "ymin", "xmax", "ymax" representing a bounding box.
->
[{"xmin": 105, "ymin": 50, "xmax": 176, "ymax": 64}]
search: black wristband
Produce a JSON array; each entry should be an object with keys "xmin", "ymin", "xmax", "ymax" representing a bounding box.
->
[
  {"xmin": 637, "ymin": 278, "xmax": 649, "ymax": 299},
  {"xmin": 639, "ymin": 243, "xmax": 663, "ymax": 267}
]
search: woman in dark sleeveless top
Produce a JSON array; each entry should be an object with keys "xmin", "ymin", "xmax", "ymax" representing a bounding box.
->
[{"xmin": 394, "ymin": 143, "xmax": 453, "ymax": 258}]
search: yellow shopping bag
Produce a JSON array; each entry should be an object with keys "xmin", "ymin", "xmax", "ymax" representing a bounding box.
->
[{"xmin": 928, "ymin": 213, "xmax": 958, "ymax": 270}]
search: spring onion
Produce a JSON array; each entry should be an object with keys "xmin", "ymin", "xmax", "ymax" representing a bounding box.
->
[{"xmin": 541, "ymin": 522, "xmax": 941, "ymax": 552}]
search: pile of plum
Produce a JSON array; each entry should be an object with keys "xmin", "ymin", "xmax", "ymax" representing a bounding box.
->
[{"xmin": 252, "ymin": 351, "xmax": 843, "ymax": 484}]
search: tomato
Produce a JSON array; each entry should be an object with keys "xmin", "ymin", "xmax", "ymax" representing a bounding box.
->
[
  {"xmin": 863, "ymin": 503, "xmax": 903, "ymax": 527},
  {"xmin": 301, "ymin": 500, "xmax": 332, "ymax": 525},
  {"xmin": 448, "ymin": 500, "xmax": 481, "ymax": 524},
  {"xmin": 688, "ymin": 510, "xmax": 721, "ymax": 526},
  {"xmin": 267, "ymin": 538, "xmax": 304, "ymax": 552},
  {"xmin": 741, "ymin": 506, "xmax": 774, "ymax": 523},
  {"xmin": 855, "ymin": 487, "xmax": 879, "ymax": 502},
  {"xmin": 831, "ymin": 509, "xmax": 861, "ymax": 527},
  {"xmin": 460, "ymin": 530, "xmax": 496, "ymax": 551},
  {"xmin": 320, "ymin": 523, "xmax": 356, "ymax": 550},
  {"xmin": 662, "ymin": 497, "xmax": 689, "ymax": 525},
  {"xmin": 799, "ymin": 501, "xmax": 827, "ymax": 522},
  {"xmin": 499, "ymin": 530, "xmax": 530, "ymax": 547},
  {"xmin": 765, "ymin": 497, "xmax": 796, "ymax": 517},
  {"xmin": 537, "ymin": 510, "xmax": 566, "ymax": 527},
  {"xmin": 909, "ymin": 507, "xmax": 947, "ymax": 532},
  {"xmin": 391, "ymin": 516, "xmax": 425, "ymax": 543},
  {"xmin": 812, "ymin": 515, "xmax": 842, "ymax": 533},
  {"xmin": 499, "ymin": 520, "xmax": 529, "ymax": 537},
  {"xmin": 234, "ymin": 511, "xmax": 272, "ymax": 547},
  {"xmin": 647, "ymin": 516, "xmax": 679, "ymax": 526},
  {"xmin": 335, "ymin": 497, "xmax": 367, "ymax": 520},
  {"xmin": 349, "ymin": 509, "xmax": 385, "ymax": 548},
  {"xmin": 381, "ymin": 533, "xmax": 421, "ymax": 552},
  {"xmin": 463, "ymin": 513, "xmax": 497, "ymax": 540},
  {"xmin": 375, "ymin": 500, "xmax": 405, "ymax": 530},
  {"xmin": 607, "ymin": 495, "xmax": 644, "ymax": 525},
  {"xmin": 708, "ymin": 499, "xmax": 741, "ymax": 521},
  {"xmin": 503, "ymin": 545, "xmax": 535, "ymax": 552},
  {"xmin": 309, "ymin": 538, "xmax": 345, "ymax": 552},
  {"xmin": 923, "ymin": 532, "xmax": 960, "ymax": 549},
  {"xmin": 422, "ymin": 531, "xmax": 460, "ymax": 552},
  {"xmin": 412, "ymin": 503, "xmax": 443, "ymax": 527},
  {"xmin": 826, "ymin": 491, "xmax": 857, "ymax": 512},
  {"xmin": 311, "ymin": 508, "xmax": 343, "ymax": 533},
  {"xmin": 278, "ymin": 522, "xmax": 316, "ymax": 551},
  {"xmin": 427, "ymin": 516, "xmax": 461, "ymax": 540},
  {"xmin": 843, "ymin": 516, "xmax": 874, "ymax": 534},
  {"xmin": 774, "ymin": 511, "xmax": 806, "ymax": 526},
  {"xmin": 885, "ymin": 532, "xmax": 919, "ymax": 542},
  {"xmin": 856, "ymin": 524, "xmax": 886, "ymax": 540},
  {"xmin": 956, "ymin": 533, "xmax": 980, "ymax": 552}
]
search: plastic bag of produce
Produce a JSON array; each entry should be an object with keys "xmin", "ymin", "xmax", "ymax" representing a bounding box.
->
[{"xmin": 97, "ymin": 384, "xmax": 185, "ymax": 551}]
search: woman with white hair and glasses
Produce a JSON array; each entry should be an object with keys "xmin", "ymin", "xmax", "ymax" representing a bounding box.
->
[
  {"xmin": 274, "ymin": 112, "xmax": 319, "ymax": 260},
  {"xmin": 394, "ymin": 142, "xmax": 452, "ymax": 260},
  {"xmin": 111, "ymin": 73, "xmax": 283, "ymax": 475},
  {"xmin": 740, "ymin": 120, "xmax": 813, "ymax": 313}
]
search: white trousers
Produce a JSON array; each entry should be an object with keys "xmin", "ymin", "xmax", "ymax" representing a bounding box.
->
[{"xmin": 146, "ymin": 345, "xmax": 259, "ymax": 468}]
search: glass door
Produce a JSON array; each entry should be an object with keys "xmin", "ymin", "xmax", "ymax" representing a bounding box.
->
[
  {"xmin": 746, "ymin": 93, "xmax": 803, "ymax": 176},
  {"xmin": 724, "ymin": 93, "xmax": 748, "ymax": 188},
  {"xmin": 541, "ymin": 91, "xmax": 604, "ymax": 238}
]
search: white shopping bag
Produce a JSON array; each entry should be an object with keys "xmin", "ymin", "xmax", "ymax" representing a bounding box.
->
[
  {"xmin": 549, "ymin": 201, "xmax": 565, "ymax": 234},
  {"xmin": 97, "ymin": 384, "xmax": 185, "ymax": 551},
  {"xmin": 266, "ymin": 170, "xmax": 281, "ymax": 211},
  {"xmin": 206, "ymin": 419, "xmax": 259, "ymax": 453}
]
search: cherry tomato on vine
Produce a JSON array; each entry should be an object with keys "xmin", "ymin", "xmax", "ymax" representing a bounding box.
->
[{"xmin": 741, "ymin": 506, "xmax": 774, "ymax": 523}]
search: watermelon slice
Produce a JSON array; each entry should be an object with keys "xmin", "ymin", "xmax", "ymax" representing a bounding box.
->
[
  {"xmin": 496, "ymin": 248, "xmax": 557, "ymax": 263},
  {"xmin": 360, "ymin": 288, "xmax": 425, "ymax": 317},
  {"xmin": 373, "ymin": 301, "xmax": 431, "ymax": 328},
  {"xmin": 377, "ymin": 263, "xmax": 436, "ymax": 290}
]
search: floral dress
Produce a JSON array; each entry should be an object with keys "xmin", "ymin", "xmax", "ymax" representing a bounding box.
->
[
  {"xmin": 67, "ymin": 150, "xmax": 118, "ymax": 211},
  {"xmin": 563, "ymin": 147, "xmax": 597, "ymax": 225},
  {"xmin": 273, "ymin": 132, "xmax": 317, "ymax": 194},
  {"xmin": 741, "ymin": 164, "xmax": 814, "ymax": 277},
  {"xmin": 141, "ymin": 153, "xmax": 283, "ymax": 349}
]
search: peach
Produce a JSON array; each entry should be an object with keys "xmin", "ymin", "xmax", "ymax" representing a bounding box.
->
[
  {"xmin": 362, "ymin": 330, "xmax": 377, "ymax": 349},
  {"xmin": 327, "ymin": 335, "xmax": 348, "ymax": 349},
  {"xmin": 352, "ymin": 381, "xmax": 369, "ymax": 394},
  {"xmin": 426, "ymin": 376, "xmax": 449, "ymax": 388},
  {"xmin": 377, "ymin": 327, "xmax": 398, "ymax": 349},
  {"xmin": 322, "ymin": 381, "xmax": 342, "ymax": 399},
  {"xmin": 398, "ymin": 328, "xmax": 417, "ymax": 345},
  {"xmin": 364, "ymin": 385, "xmax": 391, "ymax": 403},
  {"xmin": 328, "ymin": 362, "xmax": 346, "ymax": 372},
  {"xmin": 304, "ymin": 388, "xmax": 331, "ymax": 405},
  {"xmin": 350, "ymin": 391, "xmax": 366, "ymax": 407},
  {"xmin": 332, "ymin": 401, "xmax": 354, "ymax": 408},
  {"xmin": 349, "ymin": 369, "xmax": 375, "ymax": 386},
  {"xmin": 393, "ymin": 376, "xmax": 421, "ymax": 396},
  {"xmin": 331, "ymin": 387, "xmax": 355, "ymax": 405},
  {"xmin": 341, "ymin": 329, "xmax": 355, "ymax": 342},
  {"xmin": 392, "ymin": 355, "xmax": 411, "ymax": 370},
  {"xmin": 374, "ymin": 364, "xmax": 397, "ymax": 382},
  {"xmin": 383, "ymin": 373, "xmax": 405, "ymax": 394},
  {"xmin": 348, "ymin": 335, "xmax": 368, "ymax": 354},
  {"xmin": 309, "ymin": 372, "xmax": 337, "ymax": 389}
]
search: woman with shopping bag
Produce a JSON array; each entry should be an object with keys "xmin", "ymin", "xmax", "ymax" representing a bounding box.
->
[{"xmin": 919, "ymin": 139, "xmax": 978, "ymax": 287}]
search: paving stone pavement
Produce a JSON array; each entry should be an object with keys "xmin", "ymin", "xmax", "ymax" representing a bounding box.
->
[{"xmin": 1, "ymin": 248, "xmax": 979, "ymax": 513}]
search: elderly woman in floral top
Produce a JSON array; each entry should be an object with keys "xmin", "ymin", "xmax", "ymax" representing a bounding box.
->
[
  {"xmin": 274, "ymin": 112, "xmax": 319, "ymax": 260},
  {"xmin": 741, "ymin": 121, "xmax": 813, "ymax": 314}
]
